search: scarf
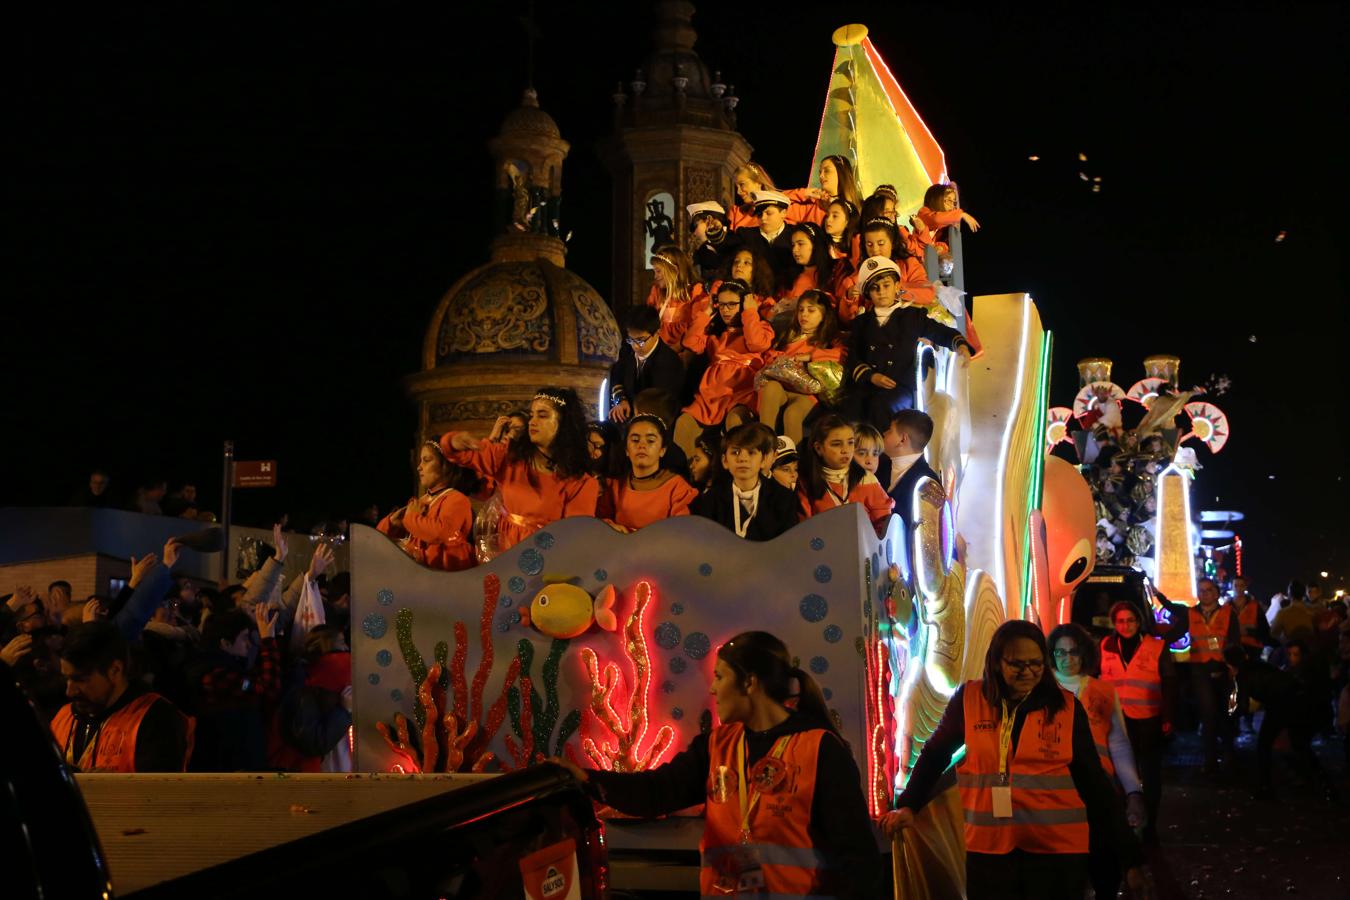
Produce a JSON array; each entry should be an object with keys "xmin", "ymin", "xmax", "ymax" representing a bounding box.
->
[
  {"xmin": 732, "ymin": 482, "xmax": 761, "ymax": 537},
  {"xmin": 821, "ymin": 465, "xmax": 850, "ymax": 505},
  {"xmin": 886, "ymin": 452, "xmax": 922, "ymax": 493}
]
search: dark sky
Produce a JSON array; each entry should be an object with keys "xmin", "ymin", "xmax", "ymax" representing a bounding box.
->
[{"xmin": 9, "ymin": 3, "xmax": 1346, "ymax": 597}]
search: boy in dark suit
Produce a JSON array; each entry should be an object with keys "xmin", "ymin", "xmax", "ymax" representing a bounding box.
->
[
  {"xmin": 879, "ymin": 409, "xmax": 941, "ymax": 534},
  {"xmin": 733, "ymin": 190, "xmax": 794, "ymax": 285},
  {"xmin": 608, "ymin": 305, "xmax": 685, "ymax": 427},
  {"xmin": 692, "ymin": 423, "xmax": 799, "ymax": 540}
]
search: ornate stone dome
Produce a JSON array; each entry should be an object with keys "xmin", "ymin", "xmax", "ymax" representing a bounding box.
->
[{"xmin": 499, "ymin": 88, "xmax": 561, "ymax": 139}]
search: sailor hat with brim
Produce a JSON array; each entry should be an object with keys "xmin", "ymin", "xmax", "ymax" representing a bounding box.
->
[
  {"xmin": 686, "ymin": 201, "xmax": 727, "ymax": 219},
  {"xmin": 772, "ymin": 434, "xmax": 798, "ymax": 468},
  {"xmin": 859, "ymin": 255, "xmax": 902, "ymax": 290},
  {"xmin": 751, "ymin": 190, "xmax": 792, "ymax": 210}
]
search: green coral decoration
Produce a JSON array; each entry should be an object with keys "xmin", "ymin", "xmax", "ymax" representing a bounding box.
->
[
  {"xmin": 506, "ymin": 637, "xmax": 579, "ymax": 766},
  {"xmin": 395, "ymin": 607, "xmax": 429, "ymax": 729}
]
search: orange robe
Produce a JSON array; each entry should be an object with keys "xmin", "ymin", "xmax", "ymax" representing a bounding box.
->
[
  {"xmin": 597, "ymin": 473, "xmax": 698, "ymax": 531},
  {"xmin": 761, "ymin": 335, "xmax": 845, "ymax": 409},
  {"xmin": 682, "ymin": 306, "xmax": 775, "ymax": 426},
  {"xmin": 916, "ymin": 206, "xmax": 964, "ymax": 255},
  {"xmin": 376, "ymin": 488, "xmax": 474, "ymax": 571},
  {"xmin": 798, "ymin": 475, "xmax": 894, "ymax": 536},
  {"xmin": 646, "ymin": 282, "xmax": 707, "ymax": 350},
  {"xmin": 728, "ymin": 202, "xmax": 759, "ymax": 231},
  {"xmin": 439, "ymin": 435, "xmax": 599, "ymax": 552}
]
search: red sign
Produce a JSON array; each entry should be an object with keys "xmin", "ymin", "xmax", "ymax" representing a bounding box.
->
[{"xmin": 233, "ymin": 460, "xmax": 278, "ymax": 488}]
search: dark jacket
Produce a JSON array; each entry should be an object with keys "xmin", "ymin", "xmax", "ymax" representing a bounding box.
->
[
  {"xmin": 734, "ymin": 224, "xmax": 793, "ymax": 285},
  {"xmin": 848, "ymin": 306, "xmax": 968, "ymax": 392},
  {"xmin": 692, "ymin": 227, "xmax": 742, "ymax": 283},
  {"xmin": 587, "ymin": 712, "xmax": 883, "ymax": 899},
  {"xmin": 608, "ymin": 338, "xmax": 684, "ymax": 411},
  {"xmin": 691, "ymin": 473, "xmax": 800, "ymax": 541},
  {"xmin": 882, "ymin": 454, "xmax": 941, "ymax": 534}
]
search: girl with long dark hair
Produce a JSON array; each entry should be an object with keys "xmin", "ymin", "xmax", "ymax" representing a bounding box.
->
[
  {"xmin": 756, "ymin": 291, "xmax": 844, "ymax": 446},
  {"xmin": 796, "ymin": 413, "xmax": 893, "ymax": 536},
  {"xmin": 553, "ymin": 631, "xmax": 882, "ymax": 897},
  {"xmin": 376, "ymin": 440, "xmax": 477, "ymax": 571},
  {"xmin": 441, "ymin": 387, "xmax": 598, "ymax": 551},
  {"xmin": 781, "ymin": 221, "xmax": 835, "ymax": 305},
  {"xmin": 883, "ymin": 619, "xmax": 1146, "ymax": 900},
  {"xmin": 596, "ymin": 414, "xmax": 698, "ymax": 532},
  {"xmin": 835, "ymin": 218, "xmax": 938, "ymax": 324}
]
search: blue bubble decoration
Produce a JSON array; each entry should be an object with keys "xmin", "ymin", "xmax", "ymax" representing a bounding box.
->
[
  {"xmin": 390, "ymin": 689, "xmax": 403, "ymax": 702},
  {"xmin": 813, "ymin": 564, "xmax": 833, "ymax": 584},
  {"xmin": 809, "ymin": 656, "xmax": 829, "ymax": 674},
  {"xmin": 799, "ymin": 594, "xmax": 829, "ymax": 623},
  {"xmin": 368, "ymin": 673, "xmax": 381, "ymax": 685},
  {"xmin": 375, "ymin": 649, "xmax": 393, "ymax": 667},
  {"xmin": 594, "ymin": 568, "xmax": 608, "ymax": 582},
  {"xmin": 823, "ymin": 688, "xmax": 833, "ymax": 701},
  {"xmin": 377, "ymin": 589, "xmax": 395, "ymax": 607},
  {"xmin": 654, "ymin": 622, "xmax": 682, "ymax": 650},
  {"xmin": 508, "ymin": 576, "xmax": 526, "ymax": 594},
  {"xmin": 671, "ymin": 602, "xmax": 685, "ymax": 615},
  {"xmin": 661, "ymin": 680, "xmax": 676, "ymax": 694},
  {"xmin": 810, "ymin": 537, "xmax": 825, "ymax": 551},
  {"xmin": 670, "ymin": 657, "xmax": 688, "ymax": 674},
  {"xmin": 823, "ymin": 625, "xmax": 843, "ymax": 643},
  {"xmin": 698, "ymin": 563, "xmax": 713, "ymax": 576},
  {"xmin": 684, "ymin": 632, "xmax": 712, "ymax": 659},
  {"xmin": 362, "ymin": 614, "xmax": 387, "ymax": 640},
  {"xmin": 534, "ymin": 531, "xmax": 556, "ymax": 549},
  {"xmin": 672, "ymin": 707, "xmax": 685, "ymax": 720},
  {"xmin": 518, "ymin": 548, "xmax": 545, "ymax": 576}
]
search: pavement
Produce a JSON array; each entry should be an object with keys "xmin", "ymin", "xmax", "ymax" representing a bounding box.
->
[{"xmin": 1142, "ymin": 719, "xmax": 1350, "ymax": 900}]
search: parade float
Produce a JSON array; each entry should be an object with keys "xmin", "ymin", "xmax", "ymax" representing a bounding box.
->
[{"xmin": 349, "ymin": 22, "xmax": 1103, "ymax": 898}]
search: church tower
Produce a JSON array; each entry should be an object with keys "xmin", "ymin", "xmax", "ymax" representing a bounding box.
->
[
  {"xmin": 406, "ymin": 89, "xmax": 621, "ymax": 440},
  {"xmin": 601, "ymin": 1, "xmax": 753, "ymax": 311}
]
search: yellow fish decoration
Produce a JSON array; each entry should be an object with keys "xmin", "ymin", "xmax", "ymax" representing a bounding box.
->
[{"xmin": 520, "ymin": 581, "xmax": 618, "ymax": 639}]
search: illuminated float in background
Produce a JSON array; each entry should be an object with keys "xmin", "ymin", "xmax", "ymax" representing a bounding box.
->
[{"xmin": 349, "ymin": 21, "xmax": 1083, "ymax": 898}]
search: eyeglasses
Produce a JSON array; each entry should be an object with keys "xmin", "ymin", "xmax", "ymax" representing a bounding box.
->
[
  {"xmin": 1001, "ymin": 658, "xmax": 1044, "ymax": 673},
  {"xmin": 717, "ymin": 301, "xmax": 743, "ymax": 311},
  {"xmin": 625, "ymin": 335, "xmax": 652, "ymax": 346},
  {"xmin": 1051, "ymin": 648, "xmax": 1082, "ymax": 659}
]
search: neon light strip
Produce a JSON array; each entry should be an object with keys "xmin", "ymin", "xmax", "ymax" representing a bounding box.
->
[
  {"xmin": 991, "ymin": 296, "xmax": 1033, "ymax": 610},
  {"xmin": 914, "ymin": 341, "xmax": 935, "ymax": 413},
  {"xmin": 598, "ymin": 378, "xmax": 608, "ymax": 422},
  {"xmin": 1019, "ymin": 331, "xmax": 1053, "ymax": 615},
  {"xmin": 808, "ymin": 46, "xmax": 849, "ymax": 187}
]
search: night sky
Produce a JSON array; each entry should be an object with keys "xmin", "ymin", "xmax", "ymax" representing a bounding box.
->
[{"xmin": 9, "ymin": 3, "xmax": 1345, "ymax": 597}]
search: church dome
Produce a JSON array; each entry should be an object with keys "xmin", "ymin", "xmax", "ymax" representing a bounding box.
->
[{"xmin": 499, "ymin": 88, "xmax": 561, "ymax": 139}]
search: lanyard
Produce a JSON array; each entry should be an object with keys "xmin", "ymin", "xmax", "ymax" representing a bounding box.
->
[
  {"xmin": 997, "ymin": 698, "xmax": 1024, "ymax": 784},
  {"xmin": 737, "ymin": 734, "xmax": 793, "ymax": 842}
]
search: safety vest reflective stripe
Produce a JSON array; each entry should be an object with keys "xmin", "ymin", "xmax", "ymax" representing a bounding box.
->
[
  {"xmin": 700, "ymin": 723, "xmax": 832, "ymax": 897},
  {"xmin": 955, "ymin": 681, "xmax": 1089, "ymax": 855},
  {"xmin": 1099, "ymin": 637, "xmax": 1164, "ymax": 719},
  {"xmin": 965, "ymin": 807, "xmax": 1089, "ymax": 826},
  {"xmin": 50, "ymin": 693, "xmax": 191, "ymax": 773},
  {"xmin": 1077, "ymin": 677, "xmax": 1118, "ymax": 779},
  {"xmin": 701, "ymin": 845, "xmax": 831, "ymax": 869}
]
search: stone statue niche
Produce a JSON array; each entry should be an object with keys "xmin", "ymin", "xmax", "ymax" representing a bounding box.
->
[{"xmin": 495, "ymin": 158, "xmax": 556, "ymax": 236}]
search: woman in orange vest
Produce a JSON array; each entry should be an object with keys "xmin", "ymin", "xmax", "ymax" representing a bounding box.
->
[
  {"xmin": 377, "ymin": 441, "xmax": 476, "ymax": 571},
  {"xmin": 1050, "ymin": 623, "xmax": 1146, "ymax": 900},
  {"xmin": 883, "ymin": 620, "xmax": 1144, "ymax": 900},
  {"xmin": 1184, "ymin": 577, "xmax": 1241, "ymax": 774},
  {"xmin": 553, "ymin": 631, "xmax": 882, "ymax": 898}
]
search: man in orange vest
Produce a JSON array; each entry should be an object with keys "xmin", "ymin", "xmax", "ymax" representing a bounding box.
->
[
  {"xmin": 51, "ymin": 621, "xmax": 192, "ymax": 772},
  {"xmin": 1184, "ymin": 577, "xmax": 1240, "ymax": 774},
  {"xmin": 1230, "ymin": 575, "xmax": 1270, "ymax": 733}
]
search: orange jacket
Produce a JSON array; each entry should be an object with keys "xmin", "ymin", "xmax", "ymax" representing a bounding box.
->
[
  {"xmin": 956, "ymin": 681, "xmax": 1089, "ymax": 855},
  {"xmin": 1099, "ymin": 635, "xmax": 1164, "ymax": 719},
  {"xmin": 798, "ymin": 475, "xmax": 893, "ymax": 537},
  {"xmin": 701, "ymin": 722, "xmax": 834, "ymax": 897},
  {"xmin": 51, "ymin": 692, "xmax": 194, "ymax": 773},
  {"xmin": 1237, "ymin": 601, "xmax": 1263, "ymax": 649},
  {"xmin": 377, "ymin": 488, "xmax": 474, "ymax": 572}
]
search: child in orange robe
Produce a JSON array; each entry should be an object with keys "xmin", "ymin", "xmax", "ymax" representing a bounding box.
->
[
  {"xmin": 796, "ymin": 414, "xmax": 893, "ymax": 537},
  {"xmin": 647, "ymin": 244, "xmax": 706, "ymax": 350},
  {"xmin": 597, "ymin": 414, "xmax": 699, "ymax": 532},
  {"xmin": 757, "ymin": 291, "xmax": 845, "ymax": 446},
  {"xmin": 377, "ymin": 441, "xmax": 476, "ymax": 571}
]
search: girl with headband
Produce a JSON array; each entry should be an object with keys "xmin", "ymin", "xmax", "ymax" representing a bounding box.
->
[{"xmin": 596, "ymin": 413, "xmax": 698, "ymax": 533}]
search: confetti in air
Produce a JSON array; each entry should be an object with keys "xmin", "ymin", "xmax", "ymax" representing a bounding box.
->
[
  {"xmin": 1078, "ymin": 152, "xmax": 1088, "ymax": 161},
  {"xmin": 1027, "ymin": 154, "xmax": 1040, "ymax": 161},
  {"xmin": 1274, "ymin": 230, "xmax": 1287, "ymax": 242},
  {"xmin": 1078, "ymin": 172, "xmax": 1089, "ymax": 181}
]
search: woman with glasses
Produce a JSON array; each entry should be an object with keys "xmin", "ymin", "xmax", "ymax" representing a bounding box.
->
[
  {"xmin": 1050, "ymin": 622, "xmax": 1146, "ymax": 900},
  {"xmin": 881, "ymin": 619, "xmax": 1145, "ymax": 900}
]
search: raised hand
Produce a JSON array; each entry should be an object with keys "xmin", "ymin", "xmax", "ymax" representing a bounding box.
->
[
  {"xmin": 1, "ymin": 634, "xmax": 33, "ymax": 667},
  {"xmin": 961, "ymin": 212, "xmax": 981, "ymax": 232},
  {"xmin": 487, "ymin": 416, "xmax": 512, "ymax": 443},
  {"xmin": 6, "ymin": 586, "xmax": 35, "ymax": 613},
  {"xmin": 254, "ymin": 604, "xmax": 279, "ymax": 640},
  {"xmin": 307, "ymin": 544, "xmax": 336, "ymax": 580},
  {"xmin": 271, "ymin": 523, "xmax": 288, "ymax": 563},
  {"xmin": 611, "ymin": 400, "xmax": 632, "ymax": 423},
  {"xmin": 163, "ymin": 538, "xmax": 182, "ymax": 569},
  {"xmin": 129, "ymin": 553, "xmax": 159, "ymax": 588}
]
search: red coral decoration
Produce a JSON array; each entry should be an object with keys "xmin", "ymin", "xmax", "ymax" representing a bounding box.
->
[
  {"xmin": 580, "ymin": 581, "xmax": 675, "ymax": 773},
  {"xmin": 377, "ymin": 574, "xmax": 518, "ymax": 773}
]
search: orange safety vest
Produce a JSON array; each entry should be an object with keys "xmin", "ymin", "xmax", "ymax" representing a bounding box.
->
[
  {"xmin": 1071, "ymin": 676, "xmax": 1118, "ymax": 780},
  {"xmin": 1099, "ymin": 635, "xmax": 1164, "ymax": 720},
  {"xmin": 1189, "ymin": 604, "xmax": 1233, "ymax": 663},
  {"xmin": 700, "ymin": 723, "xmax": 833, "ymax": 897},
  {"xmin": 956, "ymin": 681, "xmax": 1089, "ymax": 855},
  {"xmin": 1237, "ymin": 601, "xmax": 1263, "ymax": 649},
  {"xmin": 51, "ymin": 692, "xmax": 194, "ymax": 773}
]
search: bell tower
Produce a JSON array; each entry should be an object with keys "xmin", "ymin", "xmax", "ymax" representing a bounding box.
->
[{"xmin": 600, "ymin": 0, "xmax": 753, "ymax": 310}]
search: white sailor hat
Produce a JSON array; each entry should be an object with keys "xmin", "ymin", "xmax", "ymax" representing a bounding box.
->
[
  {"xmin": 686, "ymin": 201, "xmax": 726, "ymax": 219},
  {"xmin": 751, "ymin": 190, "xmax": 792, "ymax": 209},
  {"xmin": 859, "ymin": 255, "xmax": 901, "ymax": 289},
  {"xmin": 772, "ymin": 435, "xmax": 798, "ymax": 467}
]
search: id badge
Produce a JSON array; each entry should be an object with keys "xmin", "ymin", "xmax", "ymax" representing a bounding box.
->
[
  {"xmin": 1206, "ymin": 636, "xmax": 1220, "ymax": 650},
  {"xmin": 991, "ymin": 786, "xmax": 1014, "ymax": 818}
]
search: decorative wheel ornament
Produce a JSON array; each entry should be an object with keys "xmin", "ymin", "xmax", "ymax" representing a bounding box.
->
[
  {"xmin": 1126, "ymin": 377, "xmax": 1167, "ymax": 409},
  {"xmin": 1046, "ymin": 407, "xmax": 1073, "ymax": 448},
  {"xmin": 1183, "ymin": 401, "xmax": 1230, "ymax": 453},
  {"xmin": 1072, "ymin": 381, "xmax": 1126, "ymax": 422}
]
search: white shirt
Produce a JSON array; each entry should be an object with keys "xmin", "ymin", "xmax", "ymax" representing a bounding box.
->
[
  {"xmin": 886, "ymin": 452, "xmax": 922, "ymax": 493},
  {"xmin": 759, "ymin": 222, "xmax": 786, "ymax": 243}
]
